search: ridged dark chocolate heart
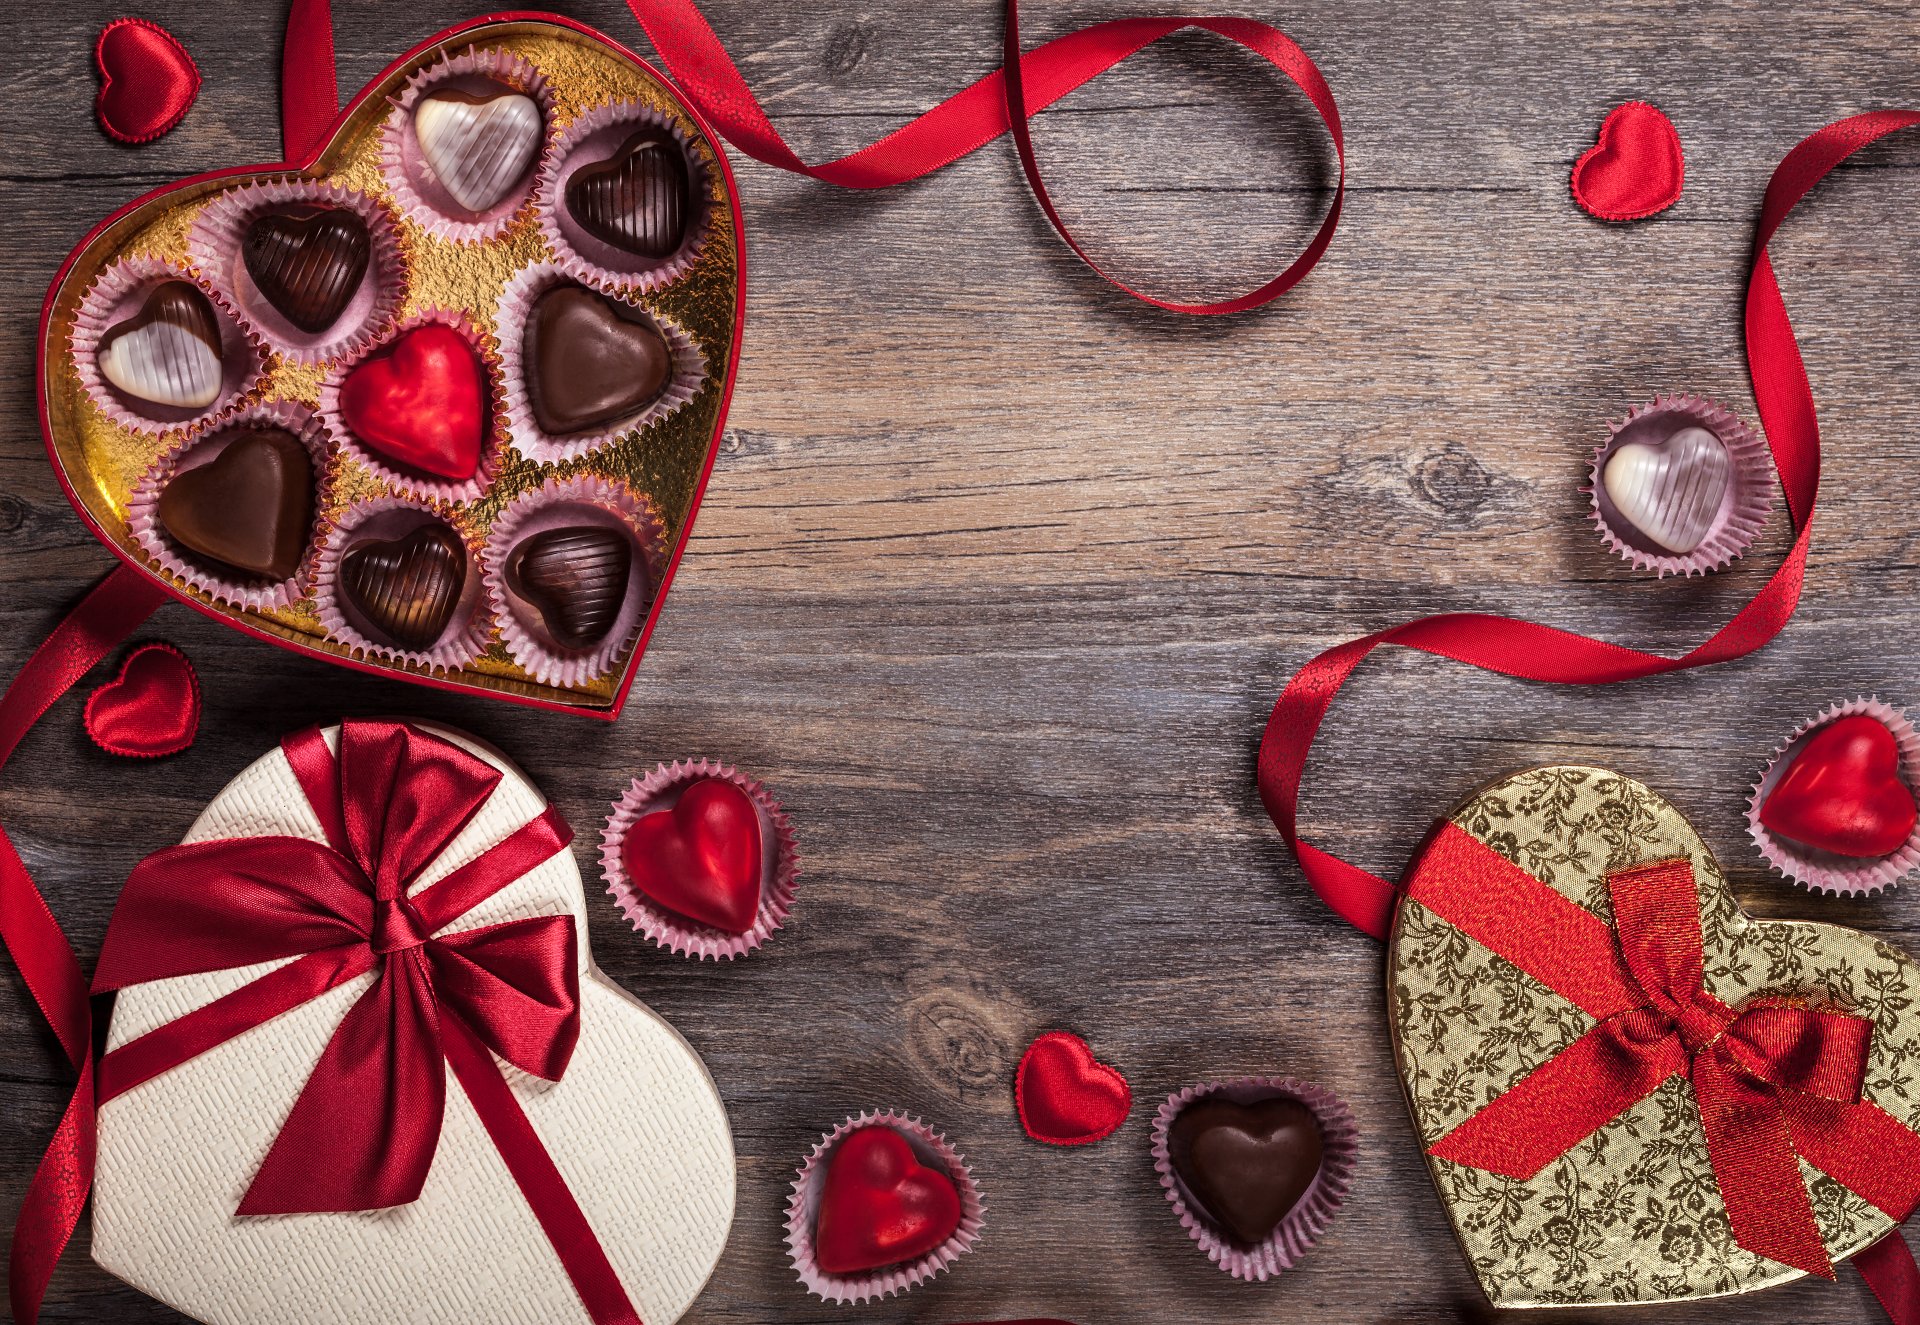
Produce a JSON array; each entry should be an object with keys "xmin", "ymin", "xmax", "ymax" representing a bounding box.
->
[
  {"xmin": 564, "ymin": 129, "xmax": 690, "ymax": 258},
  {"xmin": 157, "ymin": 427, "xmax": 313, "ymax": 581},
  {"xmin": 242, "ymin": 207, "xmax": 371, "ymax": 334},
  {"xmin": 339, "ymin": 523, "xmax": 466, "ymax": 650},
  {"xmin": 1168, "ymin": 1097, "xmax": 1324, "ymax": 1246},
  {"xmin": 523, "ymin": 286, "xmax": 672, "ymax": 435},
  {"xmin": 98, "ymin": 280, "xmax": 225, "ymax": 409},
  {"xmin": 507, "ymin": 526, "xmax": 637, "ymax": 649}
]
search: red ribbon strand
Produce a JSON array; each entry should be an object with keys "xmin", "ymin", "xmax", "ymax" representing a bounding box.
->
[
  {"xmin": 279, "ymin": 0, "xmax": 1343, "ymax": 315},
  {"xmin": 0, "ymin": 566, "xmax": 167, "ymax": 1325}
]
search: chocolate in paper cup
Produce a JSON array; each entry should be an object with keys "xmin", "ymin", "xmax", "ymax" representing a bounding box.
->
[
  {"xmin": 537, "ymin": 99, "xmax": 711, "ymax": 292},
  {"xmin": 187, "ymin": 177, "xmax": 406, "ymax": 364},
  {"xmin": 1586, "ymin": 393, "xmax": 1772, "ymax": 577},
  {"xmin": 69, "ymin": 256, "xmax": 264, "ymax": 435},
  {"xmin": 493, "ymin": 262, "xmax": 706, "ymax": 464},
  {"xmin": 379, "ymin": 46, "xmax": 555, "ymax": 244},
  {"xmin": 600, "ymin": 759, "xmax": 797, "ymax": 960},
  {"xmin": 483, "ymin": 475, "xmax": 666, "ymax": 687},
  {"xmin": 317, "ymin": 309, "xmax": 503, "ymax": 504},
  {"xmin": 313, "ymin": 496, "xmax": 489, "ymax": 672},
  {"xmin": 785, "ymin": 1111, "xmax": 984, "ymax": 1304},
  {"xmin": 126, "ymin": 400, "xmax": 333, "ymax": 611},
  {"xmin": 1152, "ymin": 1076, "xmax": 1357, "ymax": 1282},
  {"xmin": 1748, "ymin": 696, "xmax": 1920, "ymax": 895}
]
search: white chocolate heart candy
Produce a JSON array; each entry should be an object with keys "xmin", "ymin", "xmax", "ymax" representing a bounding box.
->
[
  {"xmin": 1601, "ymin": 426, "xmax": 1730, "ymax": 554},
  {"xmin": 413, "ymin": 87, "xmax": 543, "ymax": 213},
  {"xmin": 97, "ymin": 280, "xmax": 225, "ymax": 410}
]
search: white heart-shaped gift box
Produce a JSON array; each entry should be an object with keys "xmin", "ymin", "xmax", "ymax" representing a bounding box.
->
[{"xmin": 91, "ymin": 723, "xmax": 735, "ymax": 1324}]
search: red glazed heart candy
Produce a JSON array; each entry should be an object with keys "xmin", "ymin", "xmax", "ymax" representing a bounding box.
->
[
  {"xmin": 339, "ymin": 324, "xmax": 487, "ymax": 481},
  {"xmin": 1015, "ymin": 1031, "xmax": 1131, "ymax": 1146},
  {"xmin": 1761, "ymin": 715, "xmax": 1918, "ymax": 858},
  {"xmin": 621, "ymin": 778, "xmax": 762, "ymax": 932},
  {"xmin": 95, "ymin": 18, "xmax": 201, "ymax": 144},
  {"xmin": 84, "ymin": 643, "xmax": 200, "ymax": 758},
  {"xmin": 814, "ymin": 1126, "xmax": 962, "ymax": 1275},
  {"xmin": 1571, "ymin": 101, "xmax": 1684, "ymax": 222}
]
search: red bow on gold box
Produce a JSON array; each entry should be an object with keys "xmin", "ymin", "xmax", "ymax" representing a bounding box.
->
[{"xmin": 1391, "ymin": 766, "xmax": 1920, "ymax": 1310}]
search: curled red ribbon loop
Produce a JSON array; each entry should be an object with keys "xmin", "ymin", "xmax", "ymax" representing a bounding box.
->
[
  {"xmin": 82, "ymin": 721, "xmax": 644, "ymax": 1322},
  {"xmin": 279, "ymin": 0, "xmax": 1344, "ymax": 315},
  {"xmin": 1410, "ymin": 843, "xmax": 1907, "ymax": 1277},
  {"xmin": 1257, "ymin": 109, "xmax": 1920, "ymax": 937}
]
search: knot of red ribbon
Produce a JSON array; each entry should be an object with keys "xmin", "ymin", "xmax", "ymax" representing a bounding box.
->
[
  {"xmin": 92, "ymin": 720, "xmax": 580, "ymax": 1217},
  {"xmin": 1409, "ymin": 830, "xmax": 1920, "ymax": 1279}
]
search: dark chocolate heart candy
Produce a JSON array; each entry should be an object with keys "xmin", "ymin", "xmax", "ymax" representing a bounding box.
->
[
  {"xmin": 507, "ymin": 526, "xmax": 637, "ymax": 650},
  {"xmin": 339, "ymin": 523, "xmax": 467, "ymax": 650},
  {"xmin": 242, "ymin": 207, "xmax": 371, "ymax": 334},
  {"xmin": 97, "ymin": 280, "xmax": 225, "ymax": 409},
  {"xmin": 157, "ymin": 427, "xmax": 313, "ymax": 581},
  {"xmin": 523, "ymin": 286, "xmax": 672, "ymax": 434},
  {"xmin": 564, "ymin": 129, "xmax": 690, "ymax": 258},
  {"xmin": 1168, "ymin": 1097, "xmax": 1324, "ymax": 1246}
]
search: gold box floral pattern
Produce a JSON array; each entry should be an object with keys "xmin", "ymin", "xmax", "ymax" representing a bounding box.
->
[{"xmin": 1388, "ymin": 765, "xmax": 1920, "ymax": 1307}]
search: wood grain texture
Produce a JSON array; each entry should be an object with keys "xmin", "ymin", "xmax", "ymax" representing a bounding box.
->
[{"xmin": 2, "ymin": 1, "xmax": 1918, "ymax": 1321}]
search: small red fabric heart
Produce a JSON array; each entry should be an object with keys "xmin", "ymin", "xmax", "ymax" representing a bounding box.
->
[
  {"xmin": 1571, "ymin": 101, "xmax": 1684, "ymax": 222},
  {"xmin": 95, "ymin": 18, "xmax": 201, "ymax": 145},
  {"xmin": 814, "ymin": 1126, "xmax": 962, "ymax": 1275},
  {"xmin": 84, "ymin": 643, "xmax": 200, "ymax": 758},
  {"xmin": 339, "ymin": 324, "xmax": 488, "ymax": 481},
  {"xmin": 1014, "ymin": 1031, "xmax": 1131, "ymax": 1146},
  {"xmin": 1762, "ymin": 714, "xmax": 1918, "ymax": 858},
  {"xmin": 621, "ymin": 778, "xmax": 763, "ymax": 932}
]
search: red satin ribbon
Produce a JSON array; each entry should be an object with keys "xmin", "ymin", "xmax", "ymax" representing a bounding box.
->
[
  {"xmin": 280, "ymin": 0, "xmax": 1343, "ymax": 316},
  {"xmin": 1409, "ymin": 838, "xmax": 1920, "ymax": 1277},
  {"xmin": 0, "ymin": 566, "xmax": 167, "ymax": 1325},
  {"xmin": 1258, "ymin": 109, "xmax": 1920, "ymax": 940},
  {"xmin": 83, "ymin": 721, "xmax": 647, "ymax": 1322}
]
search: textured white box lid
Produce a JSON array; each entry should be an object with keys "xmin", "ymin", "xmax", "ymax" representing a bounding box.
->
[{"xmin": 93, "ymin": 725, "xmax": 736, "ymax": 1324}]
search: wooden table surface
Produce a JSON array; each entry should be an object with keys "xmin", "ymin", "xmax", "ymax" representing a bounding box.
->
[{"xmin": 4, "ymin": 1, "xmax": 1919, "ymax": 1321}]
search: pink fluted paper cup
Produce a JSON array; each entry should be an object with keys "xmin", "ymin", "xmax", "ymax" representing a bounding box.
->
[
  {"xmin": 187, "ymin": 177, "xmax": 407, "ymax": 364},
  {"xmin": 1152, "ymin": 1076, "xmax": 1357, "ymax": 1282},
  {"xmin": 379, "ymin": 46, "xmax": 554, "ymax": 244},
  {"xmin": 493, "ymin": 261, "xmax": 706, "ymax": 464},
  {"xmin": 69, "ymin": 255, "xmax": 264, "ymax": 436},
  {"xmin": 1748, "ymin": 696, "xmax": 1920, "ymax": 896},
  {"xmin": 126, "ymin": 399, "xmax": 333, "ymax": 611},
  {"xmin": 537, "ymin": 99, "xmax": 712, "ymax": 293},
  {"xmin": 312, "ymin": 496, "xmax": 490, "ymax": 673},
  {"xmin": 599, "ymin": 759, "xmax": 797, "ymax": 960},
  {"xmin": 785, "ymin": 1111, "xmax": 984, "ymax": 1304},
  {"xmin": 317, "ymin": 309, "xmax": 504, "ymax": 504},
  {"xmin": 1586, "ymin": 393, "xmax": 1773, "ymax": 578}
]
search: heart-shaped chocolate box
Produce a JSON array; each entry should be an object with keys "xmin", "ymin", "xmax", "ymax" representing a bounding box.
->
[
  {"xmin": 1391, "ymin": 766, "xmax": 1920, "ymax": 1308},
  {"xmin": 38, "ymin": 16, "xmax": 742, "ymax": 718}
]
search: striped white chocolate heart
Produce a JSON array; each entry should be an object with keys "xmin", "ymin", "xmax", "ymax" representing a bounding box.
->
[
  {"xmin": 413, "ymin": 88, "xmax": 542, "ymax": 212},
  {"xmin": 97, "ymin": 280, "xmax": 225, "ymax": 410},
  {"xmin": 1602, "ymin": 426, "xmax": 1730, "ymax": 554}
]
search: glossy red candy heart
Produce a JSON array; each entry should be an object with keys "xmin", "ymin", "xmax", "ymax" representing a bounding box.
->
[
  {"xmin": 814, "ymin": 1126, "xmax": 962, "ymax": 1275},
  {"xmin": 1571, "ymin": 101, "xmax": 1684, "ymax": 222},
  {"xmin": 84, "ymin": 643, "xmax": 200, "ymax": 758},
  {"xmin": 621, "ymin": 778, "xmax": 762, "ymax": 932},
  {"xmin": 95, "ymin": 18, "xmax": 201, "ymax": 145},
  {"xmin": 1014, "ymin": 1031, "xmax": 1131, "ymax": 1146},
  {"xmin": 1762, "ymin": 715, "xmax": 1918, "ymax": 858},
  {"xmin": 339, "ymin": 324, "xmax": 487, "ymax": 480}
]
